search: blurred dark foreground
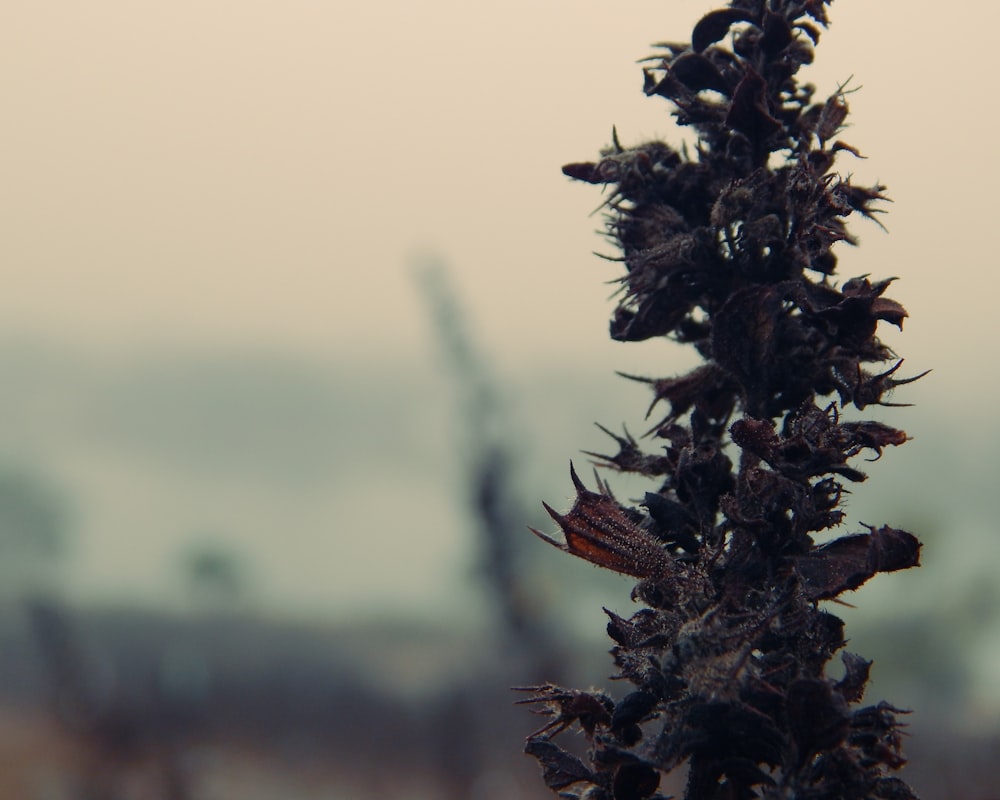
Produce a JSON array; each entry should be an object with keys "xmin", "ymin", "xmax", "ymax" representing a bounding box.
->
[
  {"xmin": 8, "ymin": 599, "xmax": 564, "ymax": 800},
  {"xmin": 0, "ymin": 600, "xmax": 995, "ymax": 800}
]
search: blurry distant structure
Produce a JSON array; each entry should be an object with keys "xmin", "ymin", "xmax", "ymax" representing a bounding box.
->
[
  {"xmin": 180, "ymin": 542, "xmax": 248, "ymax": 614},
  {"xmin": 26, "ymin": 599, "xmax": 197, "ymax": 800},
  {"xmin": 0, "ymin": 466, "xmax": 67, "ymax": 602},
  {"xmin": 415, "ymin": 257, "xmax": 573, "ymax": 797},
  {"xmin": 416, "ymin": 258, "xmax": 555, "ymax": 669}
]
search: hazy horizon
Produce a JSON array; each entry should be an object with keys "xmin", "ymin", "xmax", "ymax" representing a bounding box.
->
[{"xmin": 2, "ymin": 1, "xmax": 998, "ymax": 734}]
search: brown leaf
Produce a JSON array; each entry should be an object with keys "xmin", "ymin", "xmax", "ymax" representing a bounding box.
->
[
  {"xmin": 671, "ymin": 52, "xmax": 729, "ymax": 94},
  {"xmin": 583, "ymin": 423, "xmax": 672, "ymax": 477},
  {"xmin": 524, "ymin": 738, "xmax": 595, "ymax": 790},
  {"xmin": 562, "ymin": 160, "xmax": 604, "ymax": 184},
  {"xmin": 794, "ymin": 525, "xmax": 920, "ymax": 600},
  {"xmin": 619, "ymin": 364, "xmax": 736, "ymax": 428},
  {"xmin": 836, "ymin": 652, "xmax": 872, "ymax": 703},
  {"xmin": 838, "ymin": 420, "xmax": 908, "ymax": 458},
  {"xmin": 515, "ymin": 684, "xmax": 614, "ymax": 738},
  {"xmin": 692, "ymin": 8, "xmax": 755, "ymax": 52}
]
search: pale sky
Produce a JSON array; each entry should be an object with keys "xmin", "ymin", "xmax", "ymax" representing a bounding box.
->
[
  {"xmin": 1, "ymin": 2, "xmax": 998, "ymax": 648},
  {"xmin": 3, "ymin": 1, "xmax": 996, "ymax": 373}
]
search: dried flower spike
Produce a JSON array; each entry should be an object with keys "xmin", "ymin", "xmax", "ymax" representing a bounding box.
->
[{"xmin": 522, "ymin": 2, "xmax": 925, "ymax": 799}]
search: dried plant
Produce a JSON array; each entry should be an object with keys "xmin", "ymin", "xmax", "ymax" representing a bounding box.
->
[{"xmin": 518, "ymin": 3, "xmax": 926, "ymax": 799}]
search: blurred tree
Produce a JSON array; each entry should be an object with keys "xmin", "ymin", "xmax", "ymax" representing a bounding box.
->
[{"xmin": 180, "ymin": 541, "xmax": 247, "ymax": 612}]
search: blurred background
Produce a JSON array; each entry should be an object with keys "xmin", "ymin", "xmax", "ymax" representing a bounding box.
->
[{"xmin": 1, "ymin": 1, "xmax": 998, "ymax": 798}]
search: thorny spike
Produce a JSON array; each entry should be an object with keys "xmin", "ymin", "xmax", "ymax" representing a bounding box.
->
[
  {"xmin": 611, "ymin": 125, "xmax": 624, "ymax": 152},
  {"xmin": 524, "ymin": 2, "xmax": 923, "ymax": 798}
]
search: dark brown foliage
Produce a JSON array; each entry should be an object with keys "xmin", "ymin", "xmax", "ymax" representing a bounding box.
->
[{"xmin": 522, "ymin": 2, "xmax": 924, "ymax": 798}]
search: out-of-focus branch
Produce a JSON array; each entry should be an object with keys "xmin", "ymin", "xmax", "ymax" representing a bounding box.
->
[{"xmin": 416, "ymin": 259, "xmax": 554, "ymax": 668}]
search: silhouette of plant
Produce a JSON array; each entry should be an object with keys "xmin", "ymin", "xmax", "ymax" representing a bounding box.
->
[{"xmin": 518, "ymin": 2, "xmax": 925, "ymax": 798}]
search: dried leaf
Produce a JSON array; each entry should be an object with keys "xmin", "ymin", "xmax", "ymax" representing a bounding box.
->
[
  {"xmin": 524, "ymin": 738, "xmax": 595, "ymax": 790},
  {"xmin": 692, "ymin": 8, "xmax": 755, "ymax": 52},
  {"xmin": 837, "ymin": 652, "xmax": 872, "ymax": 703},
  {"xmin": 671, "ymin": 52, "xmax": 729, "ymax": 94},
  {"xmin": 794, "ymin": 525, "xmax": 920, "ymax": 600},
  {"xmin": 515, "ymin": 684, "xmax": 614, "ymax": 737},
  {"xmin": 584, "ymin": 423, "xmax": 672, "ymax": 477},
  {"xmin": 562, "ymin": 160, "xmax": 603, "ymax": 184}
]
